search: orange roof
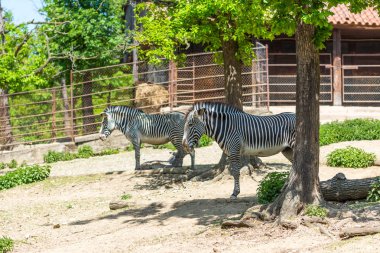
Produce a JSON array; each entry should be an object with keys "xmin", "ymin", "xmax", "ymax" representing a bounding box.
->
[{"xmin": 329, "ymin": 4, "xmax": 380, "ymax": 27}]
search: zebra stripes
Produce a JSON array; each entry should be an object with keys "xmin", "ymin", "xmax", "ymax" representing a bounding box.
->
[
  {"xmin": 99, "ymin": 106, "xmax": 194, "ymax": 170},
  {"xmin": 183, "ymin": 102, "xmax": 296, "ymax": 199}
]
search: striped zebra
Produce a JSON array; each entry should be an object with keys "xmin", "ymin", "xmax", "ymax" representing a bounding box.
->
[
  {"xmin": 182, "ymin": 102, "xmax": 296, "ymax": 199},
  {"xmin": 99, "ymin": 106, "xmax": 194, "ymax": 170}
]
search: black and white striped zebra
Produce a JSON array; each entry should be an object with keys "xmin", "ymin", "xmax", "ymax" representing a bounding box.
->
[
  {"xmin": 182, "ymin": 102, "xmax": 296, "ymax": 199},
  {"xmin": 99, "ymin": 106, "xmax": 194, "ymax": 170}
]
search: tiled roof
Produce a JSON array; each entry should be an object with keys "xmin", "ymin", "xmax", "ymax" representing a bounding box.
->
[{"xmin": 329, "ymin": 4, "xmax": 380, "ymax": 27}]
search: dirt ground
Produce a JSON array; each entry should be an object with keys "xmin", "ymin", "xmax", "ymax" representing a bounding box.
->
[{"xmin": 1, "ymin": 142, "xmax": 380, "ymax": 253}]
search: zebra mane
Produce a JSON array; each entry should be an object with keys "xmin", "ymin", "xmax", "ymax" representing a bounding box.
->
[
  {"xmin": 185, "ymin": 102, "xmax": 243, "ymax": 120},
  {"xmin": 104, "ymin": 105, "xmax": 144, "ymax": 114}
]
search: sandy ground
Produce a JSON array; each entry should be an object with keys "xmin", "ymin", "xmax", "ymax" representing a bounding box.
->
[{"xmin": 1, "ymin": 142, "xmax": 380, "ymax": 253}]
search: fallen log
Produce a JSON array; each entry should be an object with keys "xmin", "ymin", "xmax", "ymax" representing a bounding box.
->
[
  {"xmin": 339, "ymin": 226, "xmax": 380, "ymax": 239},
  {"xmin": 320, "ymin": 173, "xmax": 379, "ymax": 202}
]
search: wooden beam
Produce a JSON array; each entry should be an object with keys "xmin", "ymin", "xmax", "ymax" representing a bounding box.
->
[{"xmin": 333, "ymin": 29, "xmax": 342, "ymax": 106}]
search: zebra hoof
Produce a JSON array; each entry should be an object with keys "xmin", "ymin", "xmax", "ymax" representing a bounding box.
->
[{"xmin": 230, "ymin": 195, "xmax": 238, "ymax": 200}]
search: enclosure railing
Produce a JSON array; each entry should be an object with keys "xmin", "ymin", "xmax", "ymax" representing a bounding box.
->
[{"xmin": 0, "ymin": 44, "xmax": 269, "ymax": 150}]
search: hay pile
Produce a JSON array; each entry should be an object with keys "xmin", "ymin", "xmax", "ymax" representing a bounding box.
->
[{"xmin": 135, "ymin": 82, "xmax": 169, "ymax": 113}]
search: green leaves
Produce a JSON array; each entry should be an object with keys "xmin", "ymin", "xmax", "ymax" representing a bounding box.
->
[
  {"xmin": 327, "ymin": 146, "xmax": 376, "ymax": 168},
  {"xmin": 367, "ymin": 177, "xmax": 380, "ymax": 202},
  {"xmin": 257, "ymin": 172, "xmax": 289, "ymax": 204}
]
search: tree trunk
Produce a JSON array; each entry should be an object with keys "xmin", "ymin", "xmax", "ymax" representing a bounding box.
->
[
  {"xmin": 61, "ymin": 76, "xmax": 72, "ymax": 138},
  {"xmin": 222, "ymin": 40, "xmax": 243, "ymax": 110},
  {"xmin": 82, "ymin": 73, "xmax": 95, "ymax": 134},
  {"xmin": 0, "ymin": 88, "xmax": 13, "ymax": 150},
  {"xmin": 321, "ymin": 173, "xmax": 379, "ymax": 201},
  {"xmin": 263, "ymin": 22, "xmax": 322, "ymax": 221}
]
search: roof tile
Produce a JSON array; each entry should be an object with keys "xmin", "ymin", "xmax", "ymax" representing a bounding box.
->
[{"xmin": 329, "ymin": 4, "xmax": 380, "ymax": 27}]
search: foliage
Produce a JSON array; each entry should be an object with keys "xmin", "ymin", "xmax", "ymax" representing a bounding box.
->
[
  {"xmin": 198, "ymin": 134, "xmax": 213, "ymax": 147},
  {"xmin": 304, "ymin": 205, "xmax": 328, "ymax": 218},
  {"xmin": 320, "ymin": 119, "xmax": 380, "ymax": 146},
  {"xmin": 0, "ymin": 164, "xmax": 51, "ymax": 191},
  {"xmin": 121, "ymin": 194, "xmax": 132, "ymax": 200},
  {"xmin": 7, "ymin": 159, "xmax": 17, "ymax": 169},
  {"xmin": 98, "ymin": 148, "xmax": 120, "ymax": 156},
  {"xmin": 367, "ymin": 177, "xmax": 380, "ymax": 202},
  {"xmin": 44, "ymin": 146, "xmax": 119, "ymax": 163},
  {"xmin": 153, "ymin": 143, "xmax": 176, "ymax": 151},
  {"xmin": 327, "ymin": 146, "xmax": 376, "ymax": 168},
  {"xmin": 77, "ymin": 145, "xmax": 94, "ymax": 158},
  {"xmin": 257, "ymin": 172, "xmax": 289, "ymax": 204},
  {"xmin": 0, "ymin": 236, "xmax": 14, "ymax": 253},
  {"xmin": 0, "ymin": 163, "xmax": 6, "ymax": 170},
  {"xmin": 125, "ymin": 145, "xmax": 134, "ymax": 152}
]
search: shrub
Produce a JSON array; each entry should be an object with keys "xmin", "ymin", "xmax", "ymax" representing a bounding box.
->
[
  {"xmin": 0, "ymin": 164, "xmax": 51, "ymax": 191},
  {"xmin": 121, "ymin": 194, "xmax": 132, "ymax": 200},
  {"xmin": 199, "ymin": 134, "xmax": 213, "ymax": 147},
  {"xmin": 367, "ymin": 177, "xmax": 380, "ymax": 202},
  {"xmin": 43, "ymin": 150, "xmax": 76, "ymax": 163},
  {"xmin": 0, "ymin": 163, "xmax": 5, "ymax": 170},
  {"xmin": 257, "ymin": 172, "xmax": 289, "ymax": 204},
  {"xmin": 153, "ymin": 143, "xmax": 176, "ymax": 151},
  {"xmin": 305, "ymin": 205, "xmax": 328, "ymax": 218},
  {"xmin": 97, "ymin": 148, "xmax": 120, "ymax": 156},
  {"xmin": 7, "ymin": 160, "xmax": 17, "ymax": 169},
  {"xmin": 77, "ymin": 145, "xmax": 94, "ymax": 158},
  {"xmin": 0, "ymin": 236, "xmax": 14, "ymax": 253},
  {"xmin": 320, "ymin": 119, "xmax": 380, "ymax": 146},
  {"xmin": 327, "ymin": 146, "xmax": 375, "ymax": 168}
]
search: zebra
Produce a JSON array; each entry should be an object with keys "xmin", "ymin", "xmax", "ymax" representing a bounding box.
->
[
  {"xmin": 182, "ymin": 102, "xmax": 296, "ymax": 199},
  {"xmin": 99, "ymin": 105, "xmax": 194, "ymax": 170}
]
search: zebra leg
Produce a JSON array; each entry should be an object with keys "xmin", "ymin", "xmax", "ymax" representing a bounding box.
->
[
  {"xmin": 132, "ymin": 139, "xmax": 141, "ymax": 170},
  {"xmin": 169, "ymin": 138, "xmax": 186, "ymax": 167},
  {"xmin": 281, "ymin": 147, "xmax": 294, "ymax": 163},
  {"xmin": 229, "ymin": 155, "xmax": 242, "ymax": 199}
]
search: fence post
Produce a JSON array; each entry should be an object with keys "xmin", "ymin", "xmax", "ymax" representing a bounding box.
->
[
  {"xmin": 51, "ymin": 88, "xmax": 57, "ymax": 142},
  {"xmin": 169, "ymin": 60, "xmax": 177, "ymax": 111},
  {"xmin": 252, "ymin": 59, "xmax": 257, "ymax": 108},
  {"xmin": 266, "ymin": 44, "xmax": 270, "ymax": 111},
  {"xmin": 70, "ymin": 70, "xmax": 75, "ymax": 142}
]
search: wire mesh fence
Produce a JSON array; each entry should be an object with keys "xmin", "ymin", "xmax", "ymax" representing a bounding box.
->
[
  {"xmin": 343, "ymin": 54, "xmax": 380, "ymax": 104},
  {"xmin": 0, "ymin": 44, "xmax": 269, "ymax": 150}
]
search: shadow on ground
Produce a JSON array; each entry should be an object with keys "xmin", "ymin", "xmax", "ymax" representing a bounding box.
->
[{"xmin": 69, "ymin": 196, "xmax": 257, "ymax": 227}]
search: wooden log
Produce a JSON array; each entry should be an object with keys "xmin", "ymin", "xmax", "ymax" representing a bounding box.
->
[
  {"xmin": 339, "ymin": 226, "xmax": 380, "ymax": 239},
  {"xmin": 320, "ymin": 173, "xmax": 379, "ymax": 202},
  {"xmin": 109, "ymin": 200, "xmax": 134, "ymax": 210}
]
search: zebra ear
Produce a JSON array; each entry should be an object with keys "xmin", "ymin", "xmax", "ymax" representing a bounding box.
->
[{"xmin": 195, "ymin": 108, "xmax": 206, "ymax": 117}]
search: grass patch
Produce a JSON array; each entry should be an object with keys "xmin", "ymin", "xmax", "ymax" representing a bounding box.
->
[
  {"xmin": 121, "ymin": 193, "xmax": 132, "ymax": 200},
  {"xmin": 304, "ymin": 205, "xmax": 328, "ymax": 218},
  {"xmin": 320, "ymin": 119, "xmax": 380, "ymax": 146},
  {"xmin": 198, "ymin": 134, "xmax": 213, "ymax": 147},
  {"xmin": 327, "ymin": 146, "xmax": 376, "ymax": 168},
  {"xmin": 41, "ymin": 174, "xmax": 104, "ymax": 189},
  {"xmin": 43, "ymin": 145, "xmax": 120, "ymax": 163},
  {"xmin": 257, "ymin": 172, "xmax": 289, "ymax": 204},
  {"xmin": 153, "ymin": 143, "xmax": 176, "ymax": 151},
  {"xmin": 0, "ymin": 237, "xmax": 14, "ymax": 253},
  {"xmin": 0, "ymin": 164, "xmax": 51, "ymax": 191}
]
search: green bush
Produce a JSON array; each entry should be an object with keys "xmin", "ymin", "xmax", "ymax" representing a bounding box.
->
[
  {"xmin": 257, "ymin": 172, "xmax": 289, "ymax": 204},
  {"xmin": 367, "ymin": 177, "xmax": 380, "ymax": 202},
  {"xmin": 153, "ymin": 143, "xmax": 176, "ymax": 151},
  {"xmin": 199, "ymin": 134, "xmax": 213, "ymax": 147},
  {"xmin": 77, "ymin": 145, "xmax": 94, "ymax": 158},
  {"xmin": 327, "ymin": 146, "xmax": 376, "ymax": 168},
  {"xmin": 305, "ymin": 205, "xmax": 328, "ymax": 218},
  {"xmin": 43, "ymin": 150, "xmax": 76, "ymax": 163},
  {"xmin": 320, "ymin": 119, "xmax": 380, "ymax": 146},
  {"xmin": 7, "ymin": 160, "xmax": 17, "ymax": 169},
  {"xmin": 97, "ymin": 148, "xmax": 120, "ymax": 156},
  {"xmin": 0, "ymin": 163, "xmax": 5, "ymax": 170},
  {"xmin": 0, "ymin": 164, "xmax": 51, "ymax": 191},
  {"xmin": 0, "ymin": 236, "xmax": 14, "ymax": 253}
]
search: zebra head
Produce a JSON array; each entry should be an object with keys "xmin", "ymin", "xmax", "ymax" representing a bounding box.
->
[
  {"xmin": 99, "ymin": 111, "xmax": 116, "ymax": 141},
  {"xmin": 182, "ymin": 108, "xmax": 206, "ymax": 154}
]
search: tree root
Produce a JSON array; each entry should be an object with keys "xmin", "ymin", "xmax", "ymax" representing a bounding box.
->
[{"xmin": 339, "ymin": 226, "xmax": 380, "ymax": 240}]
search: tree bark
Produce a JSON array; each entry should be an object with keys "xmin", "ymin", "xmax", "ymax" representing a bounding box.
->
[
  {"xmin": 82, "ymin": 72, "xmax": 95, "ymax": 134},
  {"xmin": 222, "ymin": 40, "xmax": 243, "ymax": 110},
  {"xmin": 0, "ymin": 88, "xmax": 13, "ymax": 150},
  {"xmin": 321, "ymin": 173, "xmax": 379, "ymax": 201},
  {"xmin": 61, "ymin": 76, "xmax": 72, "ymax": 138},
  {"xmin": 263, "ymin": 22, "xmax": 322, "ymax": 221}
]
